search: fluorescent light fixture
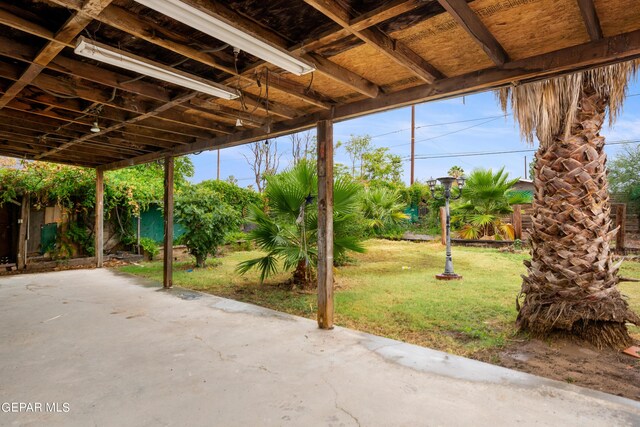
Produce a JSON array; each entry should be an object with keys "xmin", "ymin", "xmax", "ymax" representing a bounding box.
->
[
  {"xmin": 74, "ymin": 37, "xmax": 239, "ymax": 100},
  {"xmin": 133, "ymin": 0, "xmax": 316, "ymax": 76}
]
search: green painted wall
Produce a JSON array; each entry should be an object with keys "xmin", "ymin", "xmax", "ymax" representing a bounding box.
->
[{"xmin": 133, "ymin": 204, "xmax": 185, "ymax": 244}]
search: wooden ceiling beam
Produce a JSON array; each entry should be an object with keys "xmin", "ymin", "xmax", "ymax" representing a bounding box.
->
[
  {"xmin": 0, "ymin": 7, "xmax": 65, "ymax": 44},
  {"xmin": 44, "ymin": 0, "xmax": 336, "ymax": 109},
  {"xmin": 304, "ymin": 0, "xmax": 443, "ymax": 83},
  {"xmin": 167, "ymin": 0, "xmax": 379, "ymax": 99},
  {"xmin": 6, "ymin": 96, "xmax": 222, "ymax": 141},
  {"xmin": 36, "ymin": 91, "xmax": 197, "ymax": 160},
  {"xmin": 0, "ymin": 59, "xmax": 237, "ymax": 136},
  {"xmin": 436, "ymin": 0, "xmax": 508, "ymax": 66},
  {"xmin": 101, "ymin": 28, "xmax": 640, "ymax": 171},
  {"xmin": 0, "ymin": 0, "xmax": 114, "ymax": 109},
  {"xmin": 0, "ymin": 133, "xmax": 123, "ymax": 163},
  {"xmin": 0, "ymin": 127, "xmax": 135, "ymax": 160},
  {"xmin": 0, "ymin": 35, "xmax": 172, "ymax": 103},
  {"xmin": 0, "ymin": 112, "xmax": 164, "ymax": 156},
  {"xmin": 577, "ymin": 0, "xmax": 603, "ymax": 41},
  {"xmin": 294, "ymin": 0, "xmax": 423, "ymax": 55},
  {"xmin": 185, "ymin": 97, "xmax": 264, "ymax": 127},
  {"xmin": 1, "ymin": 109, "xmax": 194, "ymax": 148}
]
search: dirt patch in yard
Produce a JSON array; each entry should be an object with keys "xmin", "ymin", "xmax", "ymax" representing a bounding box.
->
[{"xmin": 477, "ymin": 338, "xmax": 640, "ymax": 401}]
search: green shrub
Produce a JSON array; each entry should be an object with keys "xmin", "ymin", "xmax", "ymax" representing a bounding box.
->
[
  {"xmin": 224, "ymin": 231, "xmax": 252, "ymax": 252},
  {"xmin": 139, "ymin": 237, "xmax": 159, "ymax": 260},
  {"xmin": 175, "ymin": 185, "xmax": 240, "ymax": 267}
]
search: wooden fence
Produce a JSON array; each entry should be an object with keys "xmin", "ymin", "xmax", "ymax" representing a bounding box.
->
[{"xmin": 446, "ymin": 202, "xmax": 638, "ymax": 253}]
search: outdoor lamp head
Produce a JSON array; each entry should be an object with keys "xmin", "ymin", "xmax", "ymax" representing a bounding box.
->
[
  {"xmin": 427, "ymin": 178, "xmax": 437, "ymax": 191},
  {"xmin": 456, "ymin": 176, "xmax": 466, "ymax": 188}
]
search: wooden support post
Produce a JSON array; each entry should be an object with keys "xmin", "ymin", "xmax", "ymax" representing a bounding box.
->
[
  {"xmin": 440, "ymin": 206, "xmax": 447, "ymax": 245},
  {"xmin": 17, "ymin": 194, "xmax": 29, "ymax": 269},
  {"xmin": 317, "ymin": 120, "xmax": 334, "ymax": 329},
  {"xmin": 163, "ymin": 156, "xmax": 174, "ymax": 288},
  {"xmin": 410, "ymin": 105, "xmax": 415, "ymax": 185},
  {"xmin": 616, "ymin": 203, "xmax": 626, "ymax": 254},
  {"xmin": 95, "ymin": 168, "xmax": 104, "ymax": 267},
  {"xmin": 513, "ymin": 205, "xmax": 522, "ymax": 240}
]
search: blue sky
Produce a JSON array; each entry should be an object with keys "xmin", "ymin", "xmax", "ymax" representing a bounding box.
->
[{"xmin": 188, "ymin": 81, "xmax": 640, "ymax": 187}]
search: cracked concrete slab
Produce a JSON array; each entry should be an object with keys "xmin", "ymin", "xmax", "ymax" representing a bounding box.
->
[{"xmin": 0, "ymin": 269, "xmax": 639, "ymax": 426}]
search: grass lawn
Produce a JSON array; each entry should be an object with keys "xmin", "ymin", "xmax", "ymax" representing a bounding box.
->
[{"xmin": 118, "ymin": 239, "xmax": 640, "ymax": 357}]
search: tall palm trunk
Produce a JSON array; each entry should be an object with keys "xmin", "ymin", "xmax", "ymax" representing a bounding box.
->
[{"xmin": 519, "ymin": 84, "xmax": 639, "ymax": 347}]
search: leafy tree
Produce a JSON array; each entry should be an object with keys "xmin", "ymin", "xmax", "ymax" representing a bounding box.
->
[
  {"xmin": 362, "ymin": 147, "xmax": 403, "ymax": 183},
  {"xmin": 447, "ymin": 166, "xmax": 464, "ymax": 178},
  {"xmin": 237, "ymin": 160, "xmax": 365, "ymax": 288},
  {"xmin": 608, "ymin": 145, "xmax": 640, "ymax": 204},
  {"xmin": 196, "ymin": 179, "xmax": 262, "ymax": 219},
  {"xmin": 174, "ymin": 184, "xmax": 240, "ymax": 267},
  {"xmin": 453, "ymin": 168, "xmax": 531, "ymax": 240},
  {"xmin": 498, "ymin": 61, "xmax": 640, "ymax": 347},
  {"xmin": 343, "ymin": 134, "xmax": 371, "ymax": 177}
]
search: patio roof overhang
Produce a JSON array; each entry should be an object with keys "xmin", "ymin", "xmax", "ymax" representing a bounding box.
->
[{"xmin": 0, "ymin": 0, "xmax": 638, "ymax": 169}]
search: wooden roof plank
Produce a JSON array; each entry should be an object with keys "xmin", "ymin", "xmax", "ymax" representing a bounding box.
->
[
  {"xmin": 304, "ymin": 0, "xmax": 443, "ymax": 83},
  {"xmin": 44, "ymin": 0, "xmax": 334, "ymax": 110},
  {"xmin": 101, "ymin": 27, "xmax": 640, "ymax": 170},
  {"xmin": 36, "ymin": 92, "xmax": 197, "ymax": 160},
  {"xmin": 0, "ymin": 0, "xmax": 113, "ymax": 109}
]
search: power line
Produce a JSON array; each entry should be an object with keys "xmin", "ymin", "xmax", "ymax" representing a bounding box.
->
[
  {"xmin": 369, "ymin": 92, "xmax": 640, "ymax": 142},
  {"xmin": 370, "ymin": 114, "xmax": 507, "ymax": 139},
  {"xmin": 403, "ymin": 139, "xmax": 640, "ymax": 161}
]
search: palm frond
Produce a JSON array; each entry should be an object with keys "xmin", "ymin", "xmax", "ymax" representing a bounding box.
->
[
  {"xmin": 236, "ymin": 253, "xmax": 279, "ymax": 284},
  {"xmin": 498, "ymin": 61, "xmax": 639, "ymax": 148}
]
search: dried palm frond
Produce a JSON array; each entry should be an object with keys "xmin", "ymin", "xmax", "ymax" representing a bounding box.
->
[{"xmin": 498, "ymin": 60, "xmax": 639, "ymax": 148}]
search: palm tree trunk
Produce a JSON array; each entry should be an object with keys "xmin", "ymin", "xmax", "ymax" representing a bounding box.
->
[
  {"xmin": 519, "ymin": 83, "xmax": 639, "ymax": 348},
  {"xmin": 293, "ymin": 259, "xmax": 315, "ymax": 289}
]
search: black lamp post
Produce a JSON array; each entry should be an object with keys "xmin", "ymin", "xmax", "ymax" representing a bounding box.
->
[{"xmin": 427, "ymin": 176, "xmax": 465, "ymax": 280}]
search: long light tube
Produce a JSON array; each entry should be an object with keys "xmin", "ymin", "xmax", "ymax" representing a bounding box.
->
[
  {"xmin": 74, "ymin": 37, "xmax": 240, "ymax": 100},
  {"xmin": 133, "ymin": 0, "xmax": 316, "ymax": 76}
]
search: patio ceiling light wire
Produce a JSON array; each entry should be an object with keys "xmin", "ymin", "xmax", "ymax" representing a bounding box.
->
[
  {"xmin": 39, "ymin": 89, "xmax": 115, "ymax": 143},
  {"xmin": 119, "ymin": 43, "xmax": 230, "ymax": 86}
]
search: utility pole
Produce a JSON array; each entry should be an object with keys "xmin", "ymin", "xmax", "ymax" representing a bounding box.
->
[
  {"xmin": 217, "ymin": 149, "xmax": 220, "ymax": 180},
  {"xmin": 524, "ymin": 155, "xmax": 527, "ymax": 180},
  {"xmin": 410, "ymin": 105, "xmax": 415, "ymax": 185}
]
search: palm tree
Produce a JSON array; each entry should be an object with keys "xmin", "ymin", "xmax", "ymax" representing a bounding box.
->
[
  {"xmin": 448, "ymin": 166, "xmax": 464, "ymax": 178},
  {"xmin": 360, "ymin": 187, "xmax": 409, "ymax": 233},
  {"xmin": 453, "ymin": 168, "xmax": 531, "ymax": 240},
  {"xmin": 237, "ymin": 160, "xmax": 364, "ymax": 288},
  {"xmin": 498, "ymin": 62, "xmax": 640, "ymax": 348}
]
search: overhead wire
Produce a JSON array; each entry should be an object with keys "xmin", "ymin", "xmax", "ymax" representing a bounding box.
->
[{"xmin": 403, "ymin": 139, "xmax": 640, "ymax": 161}]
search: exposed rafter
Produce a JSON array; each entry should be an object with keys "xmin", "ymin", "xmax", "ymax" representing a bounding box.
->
[
  {"xmin": 36, "ymin": 92, "xmax": 197, "ymax": 160},
  {"xmin": 43, "ymin": 0, "xmax": 343, "ymax": 108},
  {"xmin": 293, "ymin": 0, "xmax": 424, "ymax": 55},
  {"xmin": 304, "ymin": 0, "xmax": 444, "ymax": 83},
  {"xmin": 436, "ymin": 0, "xmax": 508, "ymax": 66},
  {"xmin": 101, "ymin": 28, "xmax": 640, "ymax": 170},
  {"xmin": 577, "ymin": 0, "xmax": 603, "ymax": 41},
  {"xmin": 0, "ymin": 0, "xmax": 114, "ymax": 109}
]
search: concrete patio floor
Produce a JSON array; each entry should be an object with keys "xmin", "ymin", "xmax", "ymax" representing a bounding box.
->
[{"xmin": 1, "ymin": 269, "xmax": 639, "ymax": 426}]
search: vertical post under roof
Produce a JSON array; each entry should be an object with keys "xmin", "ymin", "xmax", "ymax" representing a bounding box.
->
[
  {"xmin": 95, "ymin": 168, "xmax": 104, "ymax": 268},
  {"xmin": 317, "ymin": 120, "xmax": 334, "ymax": 329},
  {"xmin": 163, "ymin": 155, "xmax": 174, "ymax": 289},
  {"xmin": 17, "ymin": 193, "xmax": 29, "ymax": 270}
]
